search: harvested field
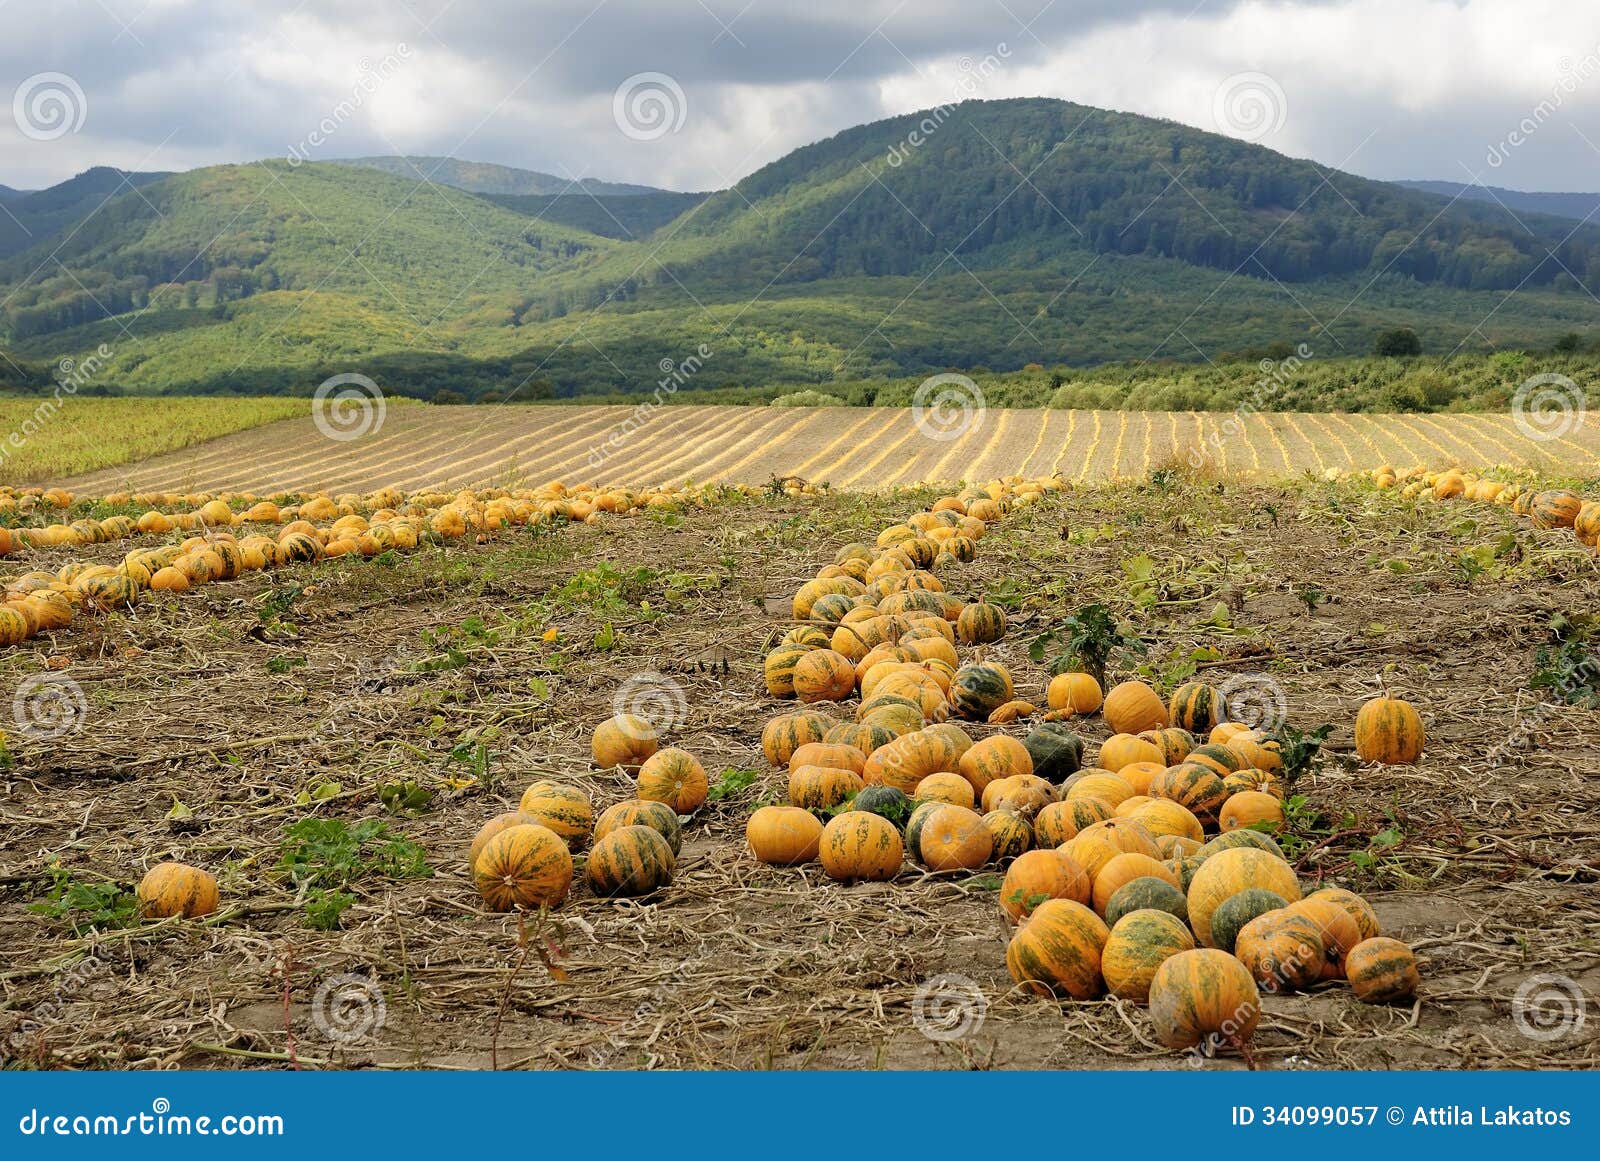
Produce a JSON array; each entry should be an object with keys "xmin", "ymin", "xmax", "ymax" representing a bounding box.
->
[
  {"xmin": 3, "ymin": 474, "xmax": 1597, "ymax": 1070},
  {"xmin": 58, "ymin": 405, "xmax": 1600, "ymax": 495}
]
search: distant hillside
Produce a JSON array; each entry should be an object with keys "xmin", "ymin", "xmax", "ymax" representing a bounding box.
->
[
  {"xmin": 4, "ymin": 100, "xmax": 1600, "ymax": 398},
  {"xmin": 336, "ymin": 156, "xmax": 665, "ymax": 197},
  {"xmin": 0, "ymin": 167, "xmax": 171, "ymax": 258},
  {"xmin": 0, "ymin": 185, "xmax": 29, "ymax": 202},
  {"xmin": 482, "ymin": 190, "xmax": 710, "ymax": 239},
  {"xmin": 1397, "ymin": 180, "xmax": 1600, "ymax": 226}
]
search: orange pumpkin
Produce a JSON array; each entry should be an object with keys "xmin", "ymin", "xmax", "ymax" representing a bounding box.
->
[
  {"xmin": 761, "ymin": 712, "xmax": 831, "ymax": 764},
  {"xmin": 585, "ymin": 825, "xmax": 676, "ymax": 897},
  {"xmin": 1307, "ymin": 886, "xmax": 1381, "ymax": 941},
  {"xmin": 1065, "ymin": 771, "xmax": 1136, "ymax": 807},
  {"xmin": 636, "ymin": 748, "xmax": 709, "ymax": 813},
  {"xmin": 788, "ymin": 763, "xmax": 864, "ymax": 810},
  {"xmin": 819, "ymin": 812, "xmax": 903, "ymax": 882},
  {"xmin": 1187, "ymin": 847, "xmax": 1302, "ymax": 947},
  {"xmin": 1102, "ymin": 908, "xmax": 1196, "ymax": 1004},
  {"xmin": 1147, "ymin": 948, "xmax": 1261, "ymax": 1050},
  {"xmin": 1354, "ymin": 697, "xmax": 1424, "ymax": 764},
  {"xmin": 474, "ymin": 824, "xmax": 574, "ymax": 911},
  {"xmin": 1032, "ymin": 798, "xmax": 1112, "ymax": 846},
  {"xmin": 1234, "ymin": 911, "xmax": 1326, "ymax": 992},
  {"xmin": 1046, "ymin": 672, "xmax": 1103, "ymax": 715},
  {"xmin": 1102, "ymin": 680, "xmax": 1168, "ymax": 734},
  {"xmin": 592, "ymin": 713, "xmax": 659, "ymax": 771},
  {"xmin": 1098, "ymin": 733, "xmax": 1164, "ymax": 772},
  {"xmin": 914, "ymin": 771, "xmax": 977, "ymax": 810},
  {"xmin": 746, "ymin": 806, "xmax": 824, "ymax": 865},
  {"xmin": 469, "ymin": 812, "xmax": 538, "ymax": 871},
  {"xmin": 916, "ymin": 804, "xmax": 993, "ymax": 871},
  {"xmin": 793, "ymin": 649, "xmax": 857, "ymax": 702},
  {"xmin": 136, "ymin": 861, "xmax": 219, "ymax": 919},
  {"xmin": 1219, "ymin": 790, "xmax": 1285, "ymax": 833},
  {"xmin": 1117, "ymin": 760, "xmax": 1166, "ymax": 795},
  {"xmin": 957, "ymin": 735, "xmax": 1033, "ymax": 798},
  {"xmin": 1005, "ymin": 898, "xmax": 1110, "ymax": 999},
  {"xmin": 789, "ymin": 742, "xmax": 867, "ymax": 776},
  {"xmin": 1287, "ymin": 897, "xmax": 1363, "ymax": 973},
  {"xmin": 1000, "ymin": 849, "xmax": 1091, "ymax": 922},
  {"xmin": 1345, "ymin": 937, "xmax": 1420, "ymax": 1003},
  {"xmin": 1129, "ymin": 799, "xmax": 1205, "ymax": 845},
  {"xmin": 1091, "ymin": 852, "xmax": 1179, "ymax": 915}
]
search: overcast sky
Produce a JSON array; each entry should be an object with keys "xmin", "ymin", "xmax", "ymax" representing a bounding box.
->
[{"xmin": 5, "ymin": 0, "xmax": 1600, "ymax": 194}]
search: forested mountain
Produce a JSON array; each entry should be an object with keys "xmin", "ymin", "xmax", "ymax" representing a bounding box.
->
[
  {"xmin": 1, "ymin": 100, "xmax": 1596, "ymax": 398},
  {"xmin": 1397, "ymin": 180, "xmax": 1600, "ymax": 226},
  {"xmin": 336, "ymin": 156, "xmax": 665, "ymax": 197},
  {"xmin": 0, "ymin": 167, "xmax": 170, "ymax": 258}
]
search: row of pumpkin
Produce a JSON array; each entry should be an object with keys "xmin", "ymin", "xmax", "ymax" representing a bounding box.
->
[
  {"xmin": 1372, "ymin": 465, "xmax": 1598, "ymax": 549},
  {"xmin": 744, "ymin": 476, "xmax": 1423, "ymax": 1056},
  {"xmin": 0, "ymin": 483, "xmax": 738, "ymax": 649}
]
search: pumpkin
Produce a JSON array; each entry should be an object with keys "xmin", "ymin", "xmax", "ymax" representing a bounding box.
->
[
  {"xmin": 987, "ymin": 778, "xmax": 1055, "ymax": 821},
  {"xmin": 1032, "ymin": 798, "xmax": 1111, "ymax": 845},
  {"xmin": 1345, "ymin": 937, "xmax": 1420, "ymax": 1003},
  {"xmin": 789, "ymin": 763, "xmax": 864, "ymax": 810},
  {"xmin": 592, "ymin": 713, "xmax": 659, "ymax": 771},
  {"xmin": 783, "ymin": 624, "xmax": 832, "ymax": 650},
  {"xmin": 1102, "ymin": 680, "xmax": 1168, "ymax": 734},
  {"xmin": 916, "ymin": 805, "xmax": 993, "ymax": 871},
  {"xmin": 761, "ymin": 711, "xmax": 831, "ymax": 764},
  {"xmin": 1182, "ymin": 742, "xmax": 1248, "ymax": 777},
  {"xmin": 1091, "ymin": 852, "xmax": 1180, "ymax": 915},
  {"xmin": 1168, "ymin": 854, "xmax": 1206, "ymax": 893},
  {"xmin": 1354, "ymin": 697, "xmax": 1425, "ymax": 764},
  {"xmin": 793, "ymin": 649, "xmax": 857, "ymax": 702},
  {"xmin": 637, "ymin": 748, "xmax": 709, "ymax": 813},
  {"xmin": 517, "ymin": 782, "xmax": 594, "ymax": 846},
  {"xmin": 585, "ymin": 825, "xmax": 676, "ymax": 897},
  {"xmin": 1098, "ymin": 733, "xmax": 1164, "ymax": 772},
  {"xmin": 1187, "ymin": 847, "xmax": 1302, "ymax": 947},
  {"xmin": 1219, "ymin": 790, "xmax": 1285, "ymax": 833},
  {"xmin": 594, "ymin": 799, "xmax": 683, "ymax": 855},
  {"xmin": 1208, "ymin": 888, "xmax": 1289, "ymax": 955},
  {"xmin": 789, "ymin": 742, "xmax": 867, "ymax": 776},
  {"xmin": 1022, "ymin": 721, "xmax": 1085, "ymax": 783},
  {"xmin": 764, "ymin": 643, "xmax": 816, "ymax": 697},
  {"xmin": 1102, "ymin": 908, "xmax": 1196, "ymax": 1004},
  {"xmin": 469, "ymin": 811, "xmax": 539, "ymax": 871},
  {"xmin": 1138, "ymin": 727, "xmax": 1196, "ymax": 765},
  {"xmin": 1130, "ymin": 799, "xmax": 1205, "ymax": 845},
  {"xmin": 1105, "ymin": 871, "xmax": 1190, "ymax": 925},
  {"xmin": 864, "ymin": 730, "xmax": 952, "ymax": 793},
  {"xmin": 1000, "ymin": 849, "xmax": 1091, "ymax": 922},
  {"xmin": 1198, "ymin": 829, "xmax": 1286, "ymax": 860},
  {"xmin": 914, "ymin": 771, "xmax": 977, "ymax": 810},
  {"xmin": 746, "ymin": 806, "xmax": 824, "ymax": 865},
  {"xmin": 1235, "ymin": 911, "xmax": 1327, "ymax": 992},
  {"xmin": 136, "ymin": 861, "xmax": 219, "ymax": 919},
  {"xmin": 955, "ymin": 602, "xmax": 1007, "ymax": 644},
  {"xmin": 823, "ymin": 720, "xmax": 895, "ymax": 755},
  {"xmin": 948, "ymin": 664, "xmax": 1014, "ymax": 719},
  {"xmin": 1157, "ymin": 834, "xmax": 1202, "ymax": 860},
  {"xmin": 1226, "ymin": 733, "xmax": 1282, "ymax": 773},
  {"xmin": 1531, "ymin": 489, "xmax": 1583, "ymax": 529},
  {"xmin": 1062, "ymin": 818, "xmax": 1160, "ymax": 878},
  {"xmin": 1148, "ymin": 763, "xmax": 1229, "ymax": 819},
  {"xmin": 980, "ymin": 810, "xmax": 1032, "ymax": 861},
  {"xmin": 957, "ymin": 734, "xmax": 1033, "ymax": 798},
  {"xmin": 1286, "ymin": 897, "xmax": 1362, "ymax": 972},
  {"xmin": 1046, "ymin": 671, "xmax": 1103, "ymax": 715},
  {"xmin": 1221, "ymin": 767, "xmax": 1283, "ymax": 800},
  {"xmin": 1065, "ymin": 771, "xmax": 1136, "ymax": 808},
  {"xmin": 851, "ymin": 784, "xmax": 913, "ymax": 827},
  {"xmin": 1147, "ymin": 948, "xmax": 1261, "ymax": 1050},
  {"xmin": 1005, "ymin": 899, "xmax": 1110, "ymax": 999},
  {"xmin": 1116, "ymin": 760, "xmax": 1166, "ymax": 796},
  {"xmin": 1168, "ymin": 681, "xmax": 1223, "ymax": 734},
  {"xmin": 474, "ymin": 824, "xmax": 574, "ymax": 911},
  {"xmin": 819, "ymin": 811, "xmax": 903, "ymax": 882},
  {"xmin": 1307, "ymin": 887, "xmax": 1381, "ymax": 941}
]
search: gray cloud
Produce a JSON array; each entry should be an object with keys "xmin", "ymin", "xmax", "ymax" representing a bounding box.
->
[{"xmin": 2, "ymin": 0, "xmax": 1599, "ymax": 195}]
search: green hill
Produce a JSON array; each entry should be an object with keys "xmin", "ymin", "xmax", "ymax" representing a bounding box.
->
[
  {"xmin": 1396, "ymin": 180, "xmax": 1600, "ymax": 226},
  {"xmin": 335, "ymin": 156, "xmax": 665, "ymax": 197},
  {"xmin": 0, "ymin": 167, "xmax": 171, "ymax": 258},
  {"xmin": 3, "ymin": 100, "xmax": 1599, "ymax": 399}
]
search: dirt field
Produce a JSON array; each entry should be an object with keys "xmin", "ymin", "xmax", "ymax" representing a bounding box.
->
[
  {"xmin": 3, "ymin": 474, "xmax": 1597, "ymax": 1070},
  {"xmin": 56, "ymin": 405, "xmax": 1600, "ymax": 495}
]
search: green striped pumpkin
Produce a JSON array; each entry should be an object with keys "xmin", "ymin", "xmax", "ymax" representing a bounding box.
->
[
  {"xmin": 949, "ymin": 663, "xmax": 1014, "ymax": 720},
  {"xmin": 1183, "ymin": 742, "xmax": 1249, "ymax": 776},
  {"xmin": 783, "ymin": 625, "xmax": 832, "ymax": 650},
  {"xmin": 824, "ymin": 720, "xmax": 897, "ymax": 755},
  {"xmin": 1207, "ymin": 888, "xmax": 1288, "ymax": 955},
  {"xmin": 763, "ymin": 643, "xmax": 816, "ymax": 697},
  {"xmin": 955, "ymin": 602, "xmax": 1008, "ymax": 645},
  {"xmin": 1104, "ymin": 876, "xmax": 1190, "ymax": 928},
  {"xmin": 1005, "ymin": 898, "xmax": 1110, "ymax": 999},
  {"xmin": 761, "ymin": 711, "xmax": 832, "ymax": 765},
  {"xmin": 1168, "ymin": 682, "xmax": 1223, "ymax": 734},
  {"xmin": 981, "ymin": 810, "xmax": 1032, "ymax": 861},
  {"xmin": 904, "ymin": 800, "xmax": 943, "ymax": 861},
  {"xmin": 788, "ymin": 764, "xmax": 864, "ymax": 810},
  {"xmin": 1148, "ymin": 763, "xmax": 1229, "ymax": 818},
  {"xmin": 585, "ymin": 825, "xmax": 676, "ymax": 897},
  {"xmin": 1198, "ymin": 829, "xmax": 1285, "ymax": 860},
  {"xmin": 808, "ymin": 592, "xmax": 857, "ymax": 624},
  {"xmin": 517, "ymin": 781, "xmax": 594, "ymax": 846},
  {"xmin": 1101, "ymin": 908, "xmax": 1196, "ymax": 1003},
  {"xmin": 593, "ymin": 799, "xmax": 683, "ymax": 856},
  {"xmin": 1344, "ymin": 937, "xmax": 1420, "ymax": 1003}
]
